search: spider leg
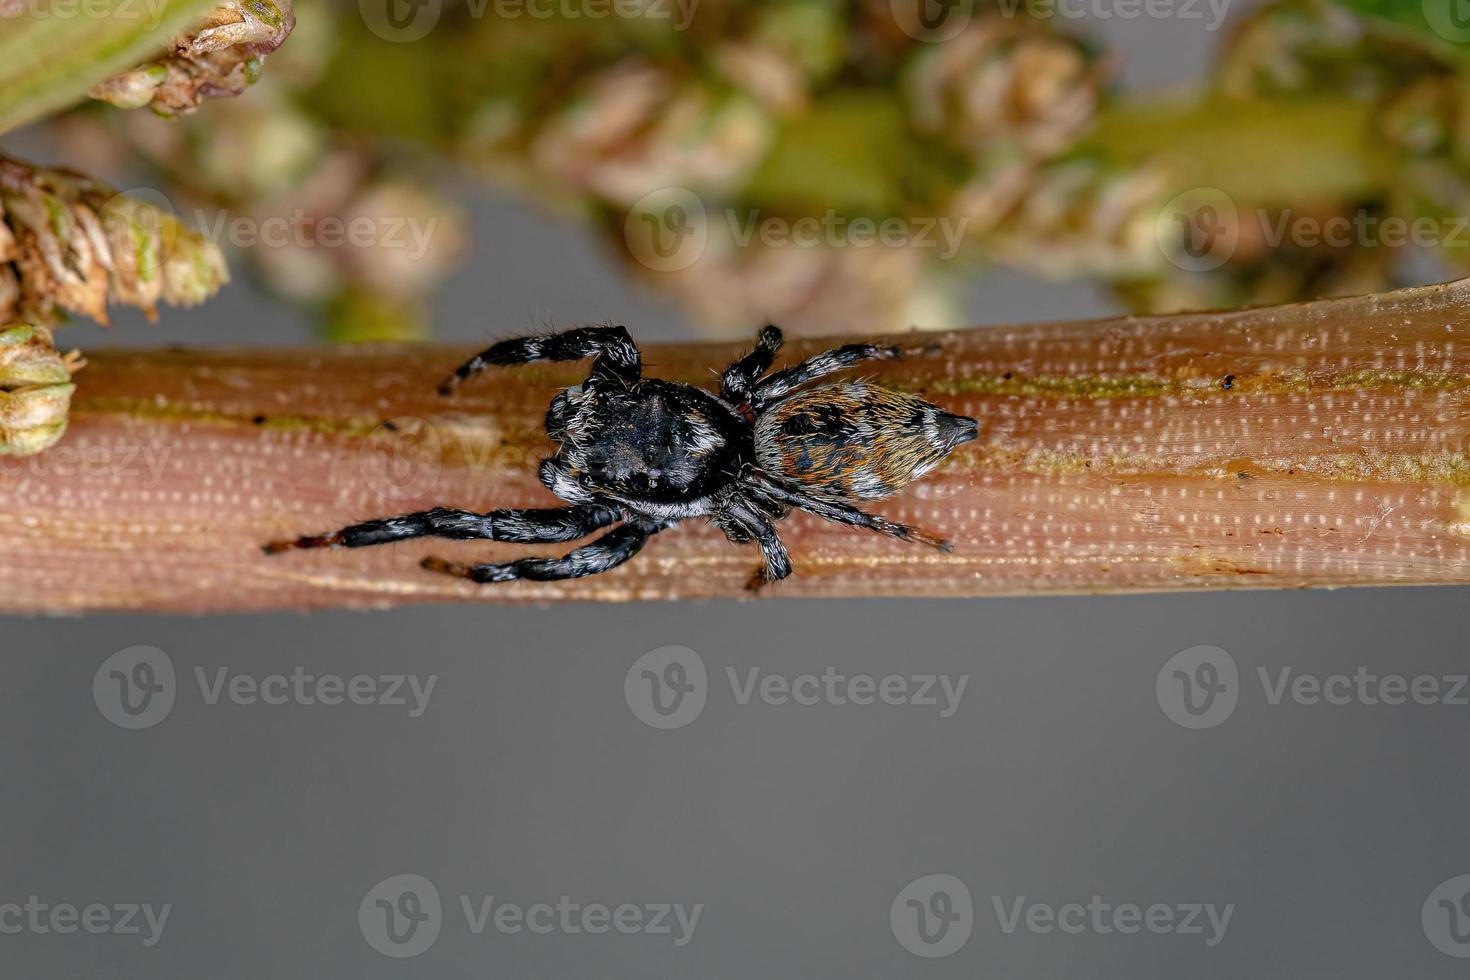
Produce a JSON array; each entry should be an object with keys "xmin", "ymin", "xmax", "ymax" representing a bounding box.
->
[
  {"xmin": 421, "ymin": 521, "xmax": 665, "ymax": 584},
  {"xmin": 719, "ymin": 324, "xmax": 783, "ymax": 405},
  {"xmin": 749, "ymin": 342, "xmax": 900, "ymax": 410},
  {"xmin": 263, "ymin": 505, "xmax": 619, "ymax": 553},
  {"xmin": 750, "ymin": 474, "xmax": 952, "ymax": 552},
  {"xmin": 718, "ymin": 497, "xmax": 792, "ymax": 590},
  {"xmin": 438, "ymin": 324, "xmax": 641, "ymax": 395}
]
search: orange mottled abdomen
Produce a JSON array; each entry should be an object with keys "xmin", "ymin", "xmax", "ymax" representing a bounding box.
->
[{"xmin": 754, "ymin": 382, "xmax": 977, "ymax": 502}]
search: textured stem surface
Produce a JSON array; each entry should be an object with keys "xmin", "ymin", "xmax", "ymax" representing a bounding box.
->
[{"xmin": 9, "ymin": 280, "xmax": 1470, "ymax": 612}]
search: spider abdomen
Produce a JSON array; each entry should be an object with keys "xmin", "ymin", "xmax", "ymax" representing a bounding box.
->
[{"xmin": 754, "ymin": 382, "xmax": 977, "ymax": 501}]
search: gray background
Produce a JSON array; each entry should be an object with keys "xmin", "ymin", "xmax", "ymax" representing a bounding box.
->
[{"xmin": 5, "ymin": 3, "xmax": 1470, "ymax": 977}]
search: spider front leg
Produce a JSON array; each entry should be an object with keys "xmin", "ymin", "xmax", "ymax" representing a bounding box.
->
[
  {"xmin": 437, "ymin": 324, "xmax": 641, "ymax": 395},
  {"xmin": 263, "ymin": 505, "xmax": 619, "ymax": 553},
  {"xmin": 421, "ymin": 521, "xmax": 664, "ymax": 584},
  {"xmin": 720, "ymin": 324, "xmax": 783, "ymax": 405},
  {"xmin": 749, "ymin": 342, "xmax": 902, "ymax": 410}
]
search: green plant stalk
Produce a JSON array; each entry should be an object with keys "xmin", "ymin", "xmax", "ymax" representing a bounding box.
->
[{"xmin": 0, "ymin": 0, "xmax": 220, "ymax": 134}]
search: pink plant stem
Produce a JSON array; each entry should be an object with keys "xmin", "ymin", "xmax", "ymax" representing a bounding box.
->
[{"xmin": 7, "ymin": 280, "xmax": 1470, "ymax": 612}]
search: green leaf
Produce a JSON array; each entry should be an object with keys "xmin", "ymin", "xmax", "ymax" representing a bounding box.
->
[{"xmin": 0, "ymin": 0, "xmax": 220, "ymax": 134}]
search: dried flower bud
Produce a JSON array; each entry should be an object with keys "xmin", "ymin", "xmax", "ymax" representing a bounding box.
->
[
  {"xmin": 0, "ymin": 324, "xmax": 79, "ymax": 457},
  {"xmin": 531, "ymin": 60, "xmax": 774, "ymax": 206},
  {"xmin": 89, "ymin": 0, "xmax": 295, "ymax": 117},
  {"xmin": 0, "ymin": 156, "xmax": 228, "ymax": 326},
  {"xmin": 966, "ymin": 158, "xmax": 1169, "ymax": 281},
  {"xmin": 905, "ymin": 17, "xmax": 1109, "ymax": 161}
]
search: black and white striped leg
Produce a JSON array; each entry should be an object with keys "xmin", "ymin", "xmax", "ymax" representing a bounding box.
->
[
  {"xmin": 720, "ymin": 324, "xmax": 783, "ymax": 405},
  {"xmin": 721, "ymin": 499, "xmax": 791, "ymax": 591},
  {"xmin": 263, "ymin": 505, "xmax": 619, "ymax": 553},
  {"xmin": 421, "ymin": 521, "xmax": 662, "ymax": 584},
  {"xmin": 751, "ymin": 475, "xmax": 952, "ymax": 552},
  {"xmin": 437, "ymin": 325, "xmax": 641, "ymax": 395},
  {"xmin": 749, "ymin": 343, "xmax": 901, "ymax": 410}
]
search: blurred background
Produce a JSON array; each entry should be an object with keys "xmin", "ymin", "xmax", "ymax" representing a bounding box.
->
[{"xmin": 4, "ymin": 0, "xmax": 1470, "ymax": 976}]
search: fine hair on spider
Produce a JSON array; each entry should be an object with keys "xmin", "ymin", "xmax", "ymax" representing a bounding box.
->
[{"xmin": 264, "ymin": 323, "xmax": 979, "ymax": 590}]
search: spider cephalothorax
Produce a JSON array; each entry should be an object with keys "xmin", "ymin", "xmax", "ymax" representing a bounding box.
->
[{"xmin": 264, "ymin": 324, "xmax": 977, "ymax": 588}]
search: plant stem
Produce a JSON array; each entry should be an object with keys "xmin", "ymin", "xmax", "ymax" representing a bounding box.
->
[{"xmin": 8, "ymin": 279, "xmax": 1470, "ymax": 612}]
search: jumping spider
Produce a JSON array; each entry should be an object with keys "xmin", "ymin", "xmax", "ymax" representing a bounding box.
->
[{"xmin": 265, "ymin": 324, "xmax": 978, "ymax": 588}]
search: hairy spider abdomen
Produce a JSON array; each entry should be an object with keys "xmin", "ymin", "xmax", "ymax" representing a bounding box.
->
[
  {"xmin": 754, "ymin": 382, "xmax": 977, "ymax": 502},
  {"xmin": 559, "ymin": 379, "xmax": 751, "ymax": 503}
]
